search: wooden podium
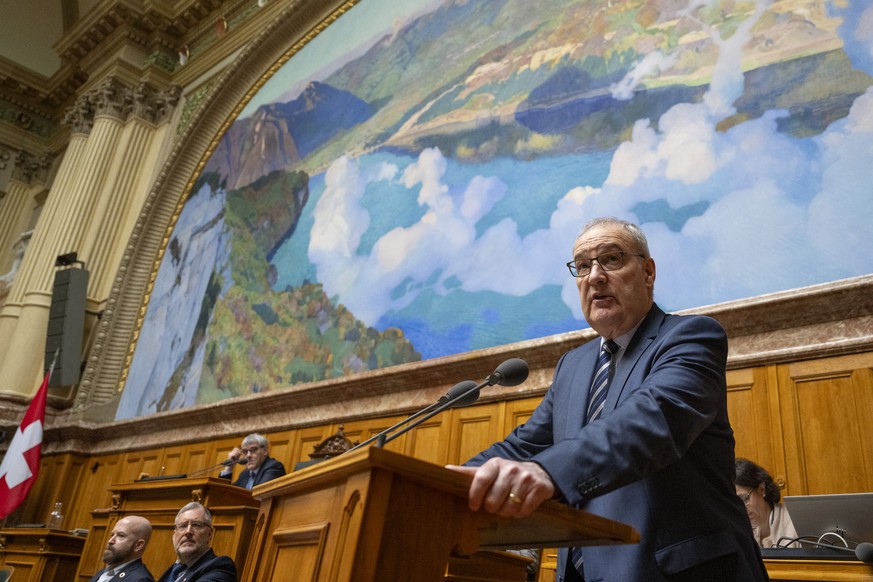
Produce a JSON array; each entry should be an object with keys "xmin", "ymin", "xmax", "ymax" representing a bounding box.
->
[
  {"xmin": 241, "ymin": 447, "xmax": 639, "ymax": 582},
  {"xmin": 76, "ymin": 477, "xmax": 259, "ymax": 581},
  {"xmin": 0, "ymin": 528, "xmax": 86, "ymax": 581}
]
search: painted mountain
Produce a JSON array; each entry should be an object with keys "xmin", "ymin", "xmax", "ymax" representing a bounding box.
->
[
  {"xmin": 207, "ymin": 81, "xmax": 374, "ymax": 190},
  {"xmin": 213, "ymin": 0, "xmax": 868, "ymax": 186}
]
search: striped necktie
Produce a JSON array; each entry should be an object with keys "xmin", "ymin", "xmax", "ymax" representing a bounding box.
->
[
  {"xmin": 168, "ymin": 562, "xmax": 187, "ymax": 582},
  {"xmin": 585, "ymin": 340, "xmax": 618, "ymax": 423}
]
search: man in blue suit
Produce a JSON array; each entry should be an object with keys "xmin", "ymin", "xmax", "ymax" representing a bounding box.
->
[
  {"xmin": 157, "ymin": 502, "xmax": 236, "ymax": 582},
  {"xmin": 450, "ymin": 217, "xmax": 767, "ymax": 581},
  {"xmin": 219, "ymin": 433, "xmax": 285, "ymax": 489},
  {"xmin": 89, "ymin": 515, "xmax": 154, "ymax": 582}
]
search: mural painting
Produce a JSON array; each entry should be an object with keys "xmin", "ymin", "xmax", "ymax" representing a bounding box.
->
[{"xmin": 118, "ymin": 0, "xmax": 873, "ymax": 419}]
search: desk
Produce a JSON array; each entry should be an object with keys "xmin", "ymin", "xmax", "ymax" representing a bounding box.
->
[
  {"xmin": 0, "ymin": 528, "xmax": 86, "ymax": 582},
  {"xmin": 242, "ymin": 447, "xmax": 637, "ymax": 582},
  {"xmin": 765, "ymin": 558, "xmax": 873, "ymax": 581}
]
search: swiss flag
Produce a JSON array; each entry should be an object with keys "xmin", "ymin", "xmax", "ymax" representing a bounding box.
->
[{"xmin": 0, "ymin": 366, "xmax": 51, "ymax": 519}]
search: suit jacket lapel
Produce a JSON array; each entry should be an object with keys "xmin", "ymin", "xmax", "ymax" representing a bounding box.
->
[{"xmin": 603, "ymin": 305, "xmax": 664, "ymax": 414}]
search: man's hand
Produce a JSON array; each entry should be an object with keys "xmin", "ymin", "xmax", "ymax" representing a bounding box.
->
[
  {"xmin": 446, "ymin": 458, "xmax": 555, "ymax": 518},
  {"xmin": 227, "ymin": 447, "xmax": 241, "ymax": 463}
]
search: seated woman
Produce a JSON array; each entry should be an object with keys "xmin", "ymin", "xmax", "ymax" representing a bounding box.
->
[{"xmin": 735, "ymin": 458, "xmax": 800, "ymax": 548}]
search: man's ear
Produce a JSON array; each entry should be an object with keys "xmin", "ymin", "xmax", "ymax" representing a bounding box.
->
[{"xmin": 644, "ymin": 257, "xmax": 656, "ymax": 286}]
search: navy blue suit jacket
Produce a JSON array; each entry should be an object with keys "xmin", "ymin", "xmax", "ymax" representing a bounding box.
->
[
  {"xmin": 469, "ymin": 305, "xmax": 767, "ymax": 581},
  {"xmin": 89, "ymin": 558, "xmax": 154, "ymax": 582},
  {"xmin": 156, "ymin": 548, "xmax": 236, "ymax": 582},
  {"xmin": 230, "ymin": 456, "xmax": 285, "ymax": 489}
]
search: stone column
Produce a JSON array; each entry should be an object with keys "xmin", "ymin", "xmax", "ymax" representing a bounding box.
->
[
  {"xmin": 0, "ymin": 79, "xmax": 126, "ymax": 397},
  {"xmin": 80, "ymin": 83, "xmax": 180, "ymax": 298},
  {"xmin": 0, "ymin": 152, "xmax": 51, "ymax": 273}
]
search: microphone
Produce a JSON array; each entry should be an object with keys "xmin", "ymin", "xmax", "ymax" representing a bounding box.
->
[
  {"xmin": 346, "ymin": 380, "xmax": 484, "ymax": 454},
  {"xmin": 857, "ymin": 542, "xmax": 873, "ymax": 564},
  {"xmin": 441, "ymin": 380, "xmax": 479, "ymax": 407},
  {"xmin": 485, "ymin": 357, "xmax": 529, "ymax": 387},
  {"xmin": 378, "ymin": 358, "xmax": 529, "ymax": 448}
]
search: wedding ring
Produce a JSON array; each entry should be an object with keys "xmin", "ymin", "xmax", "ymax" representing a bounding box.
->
[{"xmin": 507, "ymin": 492, "xmax": 523, "ymax": 505}]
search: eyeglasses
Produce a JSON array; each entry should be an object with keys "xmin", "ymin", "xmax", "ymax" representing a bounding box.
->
[
  {"xmin": 240, "ymin": 446, "xmax": 264, "ymax": 455},
  {"xmin": 737, "ymin": 490, "xmax": 754, "ymax": 506},
  {"xmin": 174, "ymin": 521, "xmax": 210, "ymax": 532},
  {"xmin": 566, "ymin": 251, "xmax": 645, "ymax": 277}
]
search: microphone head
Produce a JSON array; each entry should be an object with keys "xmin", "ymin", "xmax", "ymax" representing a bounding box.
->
[
  {"xmin": 856, "ymin": 542, "xmax": 873, "ymax": 564},
  {"xmin": 446, "ymin": 380, "xmax": 479, "ymax": 407},
  {"xmin": 487, "ymin": 358, "xmax": 529, "ymax": 386}
]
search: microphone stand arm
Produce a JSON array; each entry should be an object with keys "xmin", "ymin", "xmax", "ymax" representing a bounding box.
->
[
  {"xmin": 346, "ymin": 400, "xmax": 446, "ymax": 454},
  {"xmin": 187, "ymin": 460, "xmax": 237, "ymax": 479},
  {"xmin": 379, "ymin": 378, "xmax": 490, "ymax": 448}
]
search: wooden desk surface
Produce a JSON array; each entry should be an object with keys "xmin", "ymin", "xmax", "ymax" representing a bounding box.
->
[{"xmin": 765, "ymin": 558, "xmax": 873, "ymax": 581}]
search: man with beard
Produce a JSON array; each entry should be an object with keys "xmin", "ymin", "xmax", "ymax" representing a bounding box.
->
[
  {"xmin": 157, "ymin": 502, "xmax": 236, "ymax": 582},
  {"xmin": 89, "ymin": 515, "xmax": 154, "ymax": 582}
]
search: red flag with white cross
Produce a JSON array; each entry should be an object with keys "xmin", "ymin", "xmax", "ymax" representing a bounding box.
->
[{"xmin": 0, "ymin": 363, "xmax": 53, "ymax": 519}]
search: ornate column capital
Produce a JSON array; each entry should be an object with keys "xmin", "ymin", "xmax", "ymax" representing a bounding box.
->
[
  {"xmin": 11, "ymin": 150, "xmax": 54, "ymax": 185},
  {"xmin": 62, "ymin": 92, "xmax": 96, "ymax": 135},
  {"xmin": 91, "ymin": 77, "xmax": 129, "ymax": 120},
  {"xmin": 126, "ymin": 83, "xmax": 182, "ymax": 125}
]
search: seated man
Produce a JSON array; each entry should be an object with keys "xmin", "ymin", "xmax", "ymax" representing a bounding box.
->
[
  {"xmin": 90, "ymin": 515, "xmax": 154, "ymax": 582},
  {"xmin": 218, "ymin": 433, "xmax": 286, "ymax": 490},
  {"xmin": 157, "ymin": 502, "xmax": 236, "ymax": 582}
]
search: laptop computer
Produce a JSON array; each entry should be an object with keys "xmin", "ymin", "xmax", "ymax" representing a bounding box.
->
[
  {"xmin": 759, "ymin": 493, "xmax": 873, "ymax": 561},
  {"xmin": 783, "ymin": 492, "xmax": 873, "ymax": 546}
]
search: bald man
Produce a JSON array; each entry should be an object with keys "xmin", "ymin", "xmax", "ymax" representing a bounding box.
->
[{"xmin": 90, "ymin": 515, "xmax": 155, "ymax": 582}]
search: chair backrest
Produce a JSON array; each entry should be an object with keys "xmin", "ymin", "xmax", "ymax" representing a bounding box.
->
[{"xmin": 0, "ymin": 565, "xmax": 14, "ymax": 581}]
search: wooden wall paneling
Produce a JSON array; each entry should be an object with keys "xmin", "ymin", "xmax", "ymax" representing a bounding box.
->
[
  {"xmin": 264, "ymin": 430, "xmax": 292, "ymax": 473},
  {"xmin": 404, "ymin": 416, "xmax": 451, "ymax": 465},
  {"xmin": 23, "ymin": 453, "xmax": 84, "ymax": 527},
  {"xmin": 726, "ymin": 367, "xmax": 757, "ymax": 462},
  {"xmin": 727, "ymin": 367, "xmax": 776, "ymax": 466},
  {"xmin": 448, "ymin": 402, "xmax": 504, "ymax": 465},
  {"xmin": 855, "ymin": 365, "xmax": 873, "ymax": 488},
  {"xmin": 340, "ymin": 416, "xmax": 406, "ymax": 455},
  {"xmin": 781, "ymin": 352, "xmax": 873, "ymax": 494},
  {"xmin": 119, "ymin": 449, "xmax": 163, "ymax": 483},
  {"xmin": 289, "ymin": 425, "xmax": 333, "ymax": 468},
  {"xmin": 74, "ymin": 453, "xmax": 122, "ymax": 523},
  {"xmin": 160, "ymin": 441, "xmax": 212, "ymax": 478},
  {"xmin": 502, "ymin": 396, "xmax": 540, "ymax": 435},
  {"xmin": 53, "ymin": 454, "xmax": 90, "ymax": 531}
]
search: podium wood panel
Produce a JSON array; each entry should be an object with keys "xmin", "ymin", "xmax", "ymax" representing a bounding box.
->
[
  {"xmin": 75, "ymin": 477, "xmax": 258, "ymax": 581},
  {"xmin": 0, "ymin": 528, "xmax": 85, "ymax": 582},
  {"xmin": 241, "ymin": 447, "xmax": 638, "ymax": 582}
]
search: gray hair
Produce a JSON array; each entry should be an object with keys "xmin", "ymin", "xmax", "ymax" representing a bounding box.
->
[
  {"xmin": 241, "ymin": 433, "xmax": 269, "ymax": 449},
  {"xmin": 578, "ymin": 217, "xmax": 650, "ymax": 258},
  {"xmin": 177, "ymin": 502, "xmax": 212, "ymax": 525}
]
